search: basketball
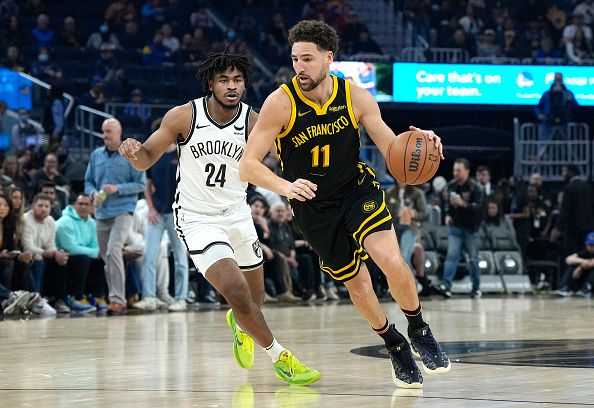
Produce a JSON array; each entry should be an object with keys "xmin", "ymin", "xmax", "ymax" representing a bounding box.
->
[{"xmin": 386, "ymin": 130, "xmax": 441, "ymax": 185}]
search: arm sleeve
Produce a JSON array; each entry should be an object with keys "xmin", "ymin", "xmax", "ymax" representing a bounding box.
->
[
  {"xmin": 84, "ymin": 155, "xmax": 98, "ymax": 196},
  {"xmin": 22, "ymin": 220, "xmax": 44, "ymax": 256},
  {"xmin": 534, "ymin": 92, "xmax": 547, "ymax": 117},
  {"xmin": 557, "ymin": 189, "xmax": 572, "ymax": 230},
  {"xmin": 468, "ymin": 184, "xmax": 484, "ymax": 216},
  {"xmin": 51, "ymin": 100, "xmax": 64, "ymax": 135},
  {"xmin": 117, "ymin": 167, "xmax": 146, "ymax": 195}
]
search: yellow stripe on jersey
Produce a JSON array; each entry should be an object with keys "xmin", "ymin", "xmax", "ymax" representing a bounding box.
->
[
  {"xmin": 320, "ymin": 190, "xmax": 392, "ymax": 281},
  {"xmin": 275, "ymin": 138, "xmax": 284, "ymax": 171},
  {"xmin": 345, "ymin": 79, "xmax": 359, "ymax": 129},
  {"xmin": 278, "ymin": 84, "xmax": 297, "ymax": 139},
  {"xmin": 352, "ymin": 190, "xmax": 388, "ymax": 243},
  {"xmin": 292, "ymin": 75, "xmax": 339, "ymax": 115}
]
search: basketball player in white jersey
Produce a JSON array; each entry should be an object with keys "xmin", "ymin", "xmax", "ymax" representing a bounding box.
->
[{"xmin": 118, "ymin": 53, "xmax": 320, "ymax": 385}]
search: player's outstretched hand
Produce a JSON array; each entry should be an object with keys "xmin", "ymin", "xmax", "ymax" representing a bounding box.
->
[
  {"xmin": 286, "ymin": 178, "xmax": 317, "ymax": 201},
  {"xmin": 119, "ymin": 138, "xmax": 142, "ymax": 160},
  {"xmin": 409, "ymin": 125, "xmax": 445, "ymax": 159}
]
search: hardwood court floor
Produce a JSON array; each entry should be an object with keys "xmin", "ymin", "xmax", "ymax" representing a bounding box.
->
[{"xmin": 1, "ymin": 296, "xmax": 593, "ymax": 407}]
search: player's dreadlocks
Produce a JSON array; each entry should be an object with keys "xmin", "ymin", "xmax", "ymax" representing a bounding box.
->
[{"xmin": 196, "ymin": 52, "xmax": 253, "ymax": 93}]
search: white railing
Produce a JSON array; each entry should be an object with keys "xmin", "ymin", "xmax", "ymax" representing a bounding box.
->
[
  {"xmin": 514, "ymin": 118, "xmax": 591, "ymax": 181},
  {"xmin": 469, "ymin": 56, "xmax": 521, "ymax": 64},
  {"xmin": 104, "ymin": 102, "xmax": 174, "ymax": 119},
  {"xmin": 17, "ymin": 72, "xmax": 75, "ymax": 117},
  {"xmin": 401, "ymin": 47, "xmax": 426, "ymax": 62},
  {"xmin": 429, "ymin": 48, "xmax": 468, "ymax": 63},
  {"xmin": 74, "ymin": 105, "xmax": 113, "ymax": 159}
]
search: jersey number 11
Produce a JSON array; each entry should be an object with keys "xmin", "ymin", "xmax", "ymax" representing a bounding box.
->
[{"xmin": 311, "ymin": 145, "xmax": 330, "ymax": 168}]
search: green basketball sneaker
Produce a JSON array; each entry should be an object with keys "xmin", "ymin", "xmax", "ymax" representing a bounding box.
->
[
  {"xmin": 273, "ymin": 350, "xmax": 321, "ymax": 385},
  {"xmin": 226, "ymin": 309, "xmax": 254, "ymax": 369}
]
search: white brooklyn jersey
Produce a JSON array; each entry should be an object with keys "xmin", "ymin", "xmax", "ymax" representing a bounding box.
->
[{"xmin": 174, "ymin": 97, "xmax": 251, "ymax": 214}]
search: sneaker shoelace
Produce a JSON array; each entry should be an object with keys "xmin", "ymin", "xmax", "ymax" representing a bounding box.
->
[
  {"xmin": 400, "ymin": 347, "xmax": 417, "ymax": 371},
  {"xmin": 390, "ymin": 344, "xmax": 416, "ymax": 372},
  {"xmin": 416, "ymin": 332, "xmax": 441, "ymax": 358},
  {"xmin": 282, "ymin": 352, "xmax": 307, "ymax": 374}
]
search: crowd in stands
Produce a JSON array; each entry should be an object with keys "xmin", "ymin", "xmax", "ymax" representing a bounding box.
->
[
  {"xmin": 1, "ymin": 0, "xmax": 593, "ymax": 316},
  {"xmin": 2, "ymin": 137, "xmax": 592, "ymax": 317},
  {"xmin": 404, "ymin": 0, "xmax": 594, "ymax": 64}
]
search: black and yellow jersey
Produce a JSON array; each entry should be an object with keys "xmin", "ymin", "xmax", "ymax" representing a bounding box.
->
[{"xmin": 276, "ymin": 75, "xmax": 363, "ymax": 203}]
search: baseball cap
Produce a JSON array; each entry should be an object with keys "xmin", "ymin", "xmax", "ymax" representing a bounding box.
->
[{"xmin": 585, "ymin": 232, "xmax": 594, "ymax": 245}]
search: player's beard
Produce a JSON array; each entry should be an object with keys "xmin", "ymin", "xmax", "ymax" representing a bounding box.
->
[
  {"xmin": 298, "ymin": 68, "xmax": 327, "ymax": 92},
  {"xmin": 211, "ymin": 92, "xmax": 241, "ymax": 110}
]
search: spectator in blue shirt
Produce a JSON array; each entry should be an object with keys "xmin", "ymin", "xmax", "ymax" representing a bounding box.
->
[
  {"xmin": 31, "ymin": 14, "xmax": 54, "ymax": 48},
  {"xmin": 143, "ymin": 31, "xmax": 171, "ymax": 65},
  {"xmin": 84, "ymin": 118, "xmax": 145, "ymax": 315},
  {"xmin": 141, "ymin": 0, "xmax": 165, "ymax": 26}
]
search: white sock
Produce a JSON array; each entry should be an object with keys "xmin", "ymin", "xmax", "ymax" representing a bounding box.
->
[
  {"xmin": 263, "ymin": 338, "xmax": 285, "ymax": 362},
  {"xmin": 236, "ymin": 323, "xmax": 243, "ymax": 332}
]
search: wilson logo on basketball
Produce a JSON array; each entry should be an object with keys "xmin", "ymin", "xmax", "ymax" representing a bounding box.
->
[
  {"xmin": 408, "ymin": 137, "xmax": 422, "ymax": 172},
  {"xmin": 363, "ymin": 200, "xmax": 377, "ymax": 212}
]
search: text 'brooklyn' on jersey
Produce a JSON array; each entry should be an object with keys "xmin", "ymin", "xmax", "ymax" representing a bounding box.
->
[
  {"xmin": 275, "ymin": 75, "xmax": 363, "ymax": 202},
  {"xmin": 174, "ymin": 97, "xmax": 251, "ymax": 214}
]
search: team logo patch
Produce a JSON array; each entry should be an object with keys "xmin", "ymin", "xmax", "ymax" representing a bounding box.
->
[
  {"xmin": 252, "ymin": 240, "xmax": 262, "ymax": 258},
  {"xmin": 363, "ymin": 200, "xmax": 377, "ymax": 213}
]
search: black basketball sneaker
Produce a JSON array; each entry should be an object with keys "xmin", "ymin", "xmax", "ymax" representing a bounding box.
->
[
  {"xmin": 409, "ymin": 324, "xmax": 451, "ymax": 374},
  {"xmin": 387, "ymin": 340, "xmax": 423, "ymax": 388}
]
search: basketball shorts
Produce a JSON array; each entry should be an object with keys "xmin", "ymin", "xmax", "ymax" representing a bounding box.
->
[
  {"xmin": 291, "ymin": 164, "xmax": 393, "ymax": 282},
  {"xmin": 173, "ymin": 202, "xmax": 264, "ymax": 275}
]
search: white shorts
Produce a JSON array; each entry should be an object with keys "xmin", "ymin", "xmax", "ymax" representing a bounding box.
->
[{"xmin": 173, "ymin": 202, "xmax": 263, "ymax": 275}]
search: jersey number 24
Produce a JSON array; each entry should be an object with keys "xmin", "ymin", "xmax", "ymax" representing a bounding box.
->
[{"xmin": 205, "ymin": 163, "xmax": 226, "ymax": 187}]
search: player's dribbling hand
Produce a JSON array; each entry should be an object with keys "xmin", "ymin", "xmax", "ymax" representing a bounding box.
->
[
  {"xmin": 409, "ymin": 126, "xmax": 445, "ymax": 160},
  {"xmin": 285, "ymin": 179, "xmax": 317, "ymax": 201},
  {"xmin": 119, "ymin": 138, "xmax": 142, "ymax": 160}
]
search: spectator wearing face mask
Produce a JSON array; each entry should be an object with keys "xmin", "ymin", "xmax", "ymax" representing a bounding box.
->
[
  {"xmin": 86, "ymin": 22, "xmax": 120, "ymax": 51},
  {"xmin": 30, "ymin": 48, "xmax": 62, "ymax": 84}
]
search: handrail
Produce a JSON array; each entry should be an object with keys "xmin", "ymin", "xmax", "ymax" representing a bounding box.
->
[
  {"xmin": 105, "ymin": 102, "xmax": 174, "ymax": 117},
  {"xmin": 17, "ymin": 71, "xmax": 75, "ymax": 117},
  {"xmin": 74, "ymin": 105, "xmax": 113, "ymax": 159}
]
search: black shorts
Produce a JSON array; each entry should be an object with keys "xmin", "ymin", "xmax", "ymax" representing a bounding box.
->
[{"xmin": 291, "ymin": 164, "xmax": 393, "ymax": 282}]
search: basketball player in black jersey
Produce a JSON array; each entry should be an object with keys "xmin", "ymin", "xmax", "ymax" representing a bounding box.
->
[
  {"xmin": 240, "ymin": 21, "xmax": 450, "ymax": 388},
  {"xmin": 119, "ymin": 53, "xmax": 319, "ymax": 385}
]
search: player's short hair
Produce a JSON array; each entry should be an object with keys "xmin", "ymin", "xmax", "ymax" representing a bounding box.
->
[
  {"xmin": 196, "ymin": 52, "xmax": 253, "ymax": 92},
  {"xmin": 476, "ymin": 165, "xmax": 490, "ymax": 174},
  {"xmin": 288, "ymin": 20, "xmax": 340, "ymax": 54}
]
